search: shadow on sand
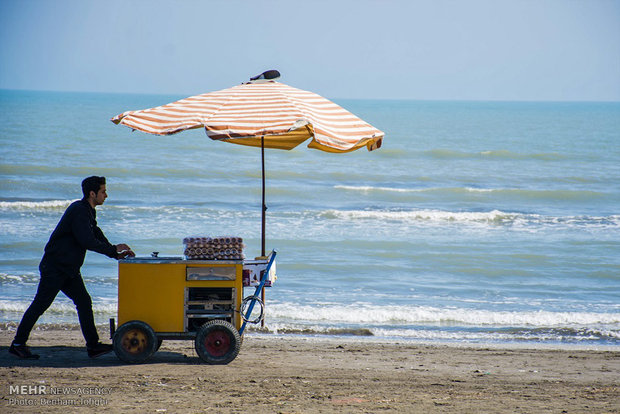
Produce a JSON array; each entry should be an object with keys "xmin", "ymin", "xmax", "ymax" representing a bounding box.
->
[{"xmin": 0, "ymin": 345, "xmax": 204, "ymax": 368}]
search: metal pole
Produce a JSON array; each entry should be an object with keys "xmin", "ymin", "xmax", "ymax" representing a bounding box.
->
[
  {"xmin": 261, "ymin": 135, "xmax": 266, "ymax": 257},
  {"xmin": 260, "ymin": 135, "xmax": 266, "ymax": 328}
]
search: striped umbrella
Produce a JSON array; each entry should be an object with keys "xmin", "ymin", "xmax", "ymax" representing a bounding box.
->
[{"xmin": 112, "ymin": 70, "xmax": 384, "ymax": 255}]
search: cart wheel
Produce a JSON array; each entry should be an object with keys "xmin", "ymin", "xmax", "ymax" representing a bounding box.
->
[
  {"xmin": 195, "ymin": 320, "xmax": 241, "ymax": 365},
  {"xmin": 113, "ymin": 320, "xmax": 158, "ymax": 364},
  {"xmin": 155, "ymin": 338, "xmax": 163, "ymax": 352}
]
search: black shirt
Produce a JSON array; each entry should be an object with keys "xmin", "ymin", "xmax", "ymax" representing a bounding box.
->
[{"xmin": 40, "ymin": 199, "xmax": 117, "ymax": 276}]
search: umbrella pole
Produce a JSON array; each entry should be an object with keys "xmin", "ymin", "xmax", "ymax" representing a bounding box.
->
[
  {"xmin": 261, "ymin": 135, "xmax": 266, "ymax": 257},
  {"xmin": 261, "ymin": 135, "xmax": 266, "ymax": 328}
]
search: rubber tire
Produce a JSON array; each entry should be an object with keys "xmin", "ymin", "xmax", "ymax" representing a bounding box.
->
[
  {"xmin": 113, "ymin": 320, "xmax": 158, "ymax": 364},
  {"xmin": 194, "ymin": 320, "xmax": 241, "ymax": 364}
]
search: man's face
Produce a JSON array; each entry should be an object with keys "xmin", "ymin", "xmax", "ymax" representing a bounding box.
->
[{"xmin": 92, "ymin": 184, "xmax": 108, "ymax": 206}]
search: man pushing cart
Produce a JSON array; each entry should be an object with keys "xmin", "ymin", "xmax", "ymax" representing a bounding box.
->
[{"xmin": 111, "ymin": 246, "xmax": 276, "ymax": 364}]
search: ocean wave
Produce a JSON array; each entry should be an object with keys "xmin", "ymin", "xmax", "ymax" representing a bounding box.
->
[
  {"xmin": 1, "ymin": 300, "xmax": 617, "ymax": 344},
  {"xmin": 267, "ymin": 303, "xmax": 620, "ymax": 328},
  {"xmin": 0, "ymin": 272, "xmax": 119, "ymax": 286},
  {"xmin": 0, "ymin": 200, "xmax": 251, "ymax": 219},
  {"xmin": 376, "ymin": 148, "xmax": 409, "ymax": 158},
  {"xmin": 335, "ymin": 185, "xmax": 513, "ymax": 193},
  {"xmin": 257, "ymin": 326, "xmax": 375, "ymax": 336},
  {"xmin": 320, "ymin": 208, "xmax": 513, "ymax": 223},
  {"xmin": 334, "ymin": 185, "xmax": 606, "ymax": 201},
  {"xmin": 0, "ymin": 199, "xmax": 76, "ymax": 211},
  {"xmin": 369, "ymin": 327, "xmax": 620, "ymax": 341},
  {"xmin": 2, "ymin": 198, "xmax": 618, "ymax": 234},
  {"xmin": 256, "ymin": 324, "xmax": 619, "ymax": 343},
  {"xmin": 335, "ymin": 185, "xmax": 422, "ymax": 193},
  {"xmin": 335, "ymin": 185, "xmax": 500, "ymax": 194},
  {"xmin": 2, "ymin": 300, "xmax": 615, "ymax": 329},
  {"xmin": 425, "ymin": 149, "xmax": 569, "ymax": 161},
  {"xmin": 0, "ymin": 272, "xmax": 40, "ymax": 285},
  {"xmin": 0, "ymin": 199, "xmax": 188, "ymax": 213},
  {"xmin": 318, "ymin": 208, "xmax": 620, "ymax": 228},
  {"xmin": 0, "ymin": 299, "xmax": 116, "ymax": 316}
]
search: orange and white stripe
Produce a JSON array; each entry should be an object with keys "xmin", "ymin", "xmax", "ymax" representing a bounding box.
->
[{"xmin": 112, "ymin": 81, "xmax": 384, "ymax": 153}]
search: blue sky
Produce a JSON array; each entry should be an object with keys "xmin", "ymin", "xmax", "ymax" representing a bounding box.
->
[{"xmin": 1, "ymin": 0, "xmax": 618, "ymax": 101}]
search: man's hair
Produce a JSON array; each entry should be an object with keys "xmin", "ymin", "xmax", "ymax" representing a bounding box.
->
[{"xmin": 82, "ymin": 176, "xmax": 106, "ymax": 199}]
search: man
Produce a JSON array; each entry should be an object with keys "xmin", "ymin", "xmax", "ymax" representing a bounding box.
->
[{"xmin": 9, "ymin": 176, "xmax": 135, "ymax": 359}]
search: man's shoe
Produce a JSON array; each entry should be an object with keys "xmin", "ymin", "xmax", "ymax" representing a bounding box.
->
[
  {"xmin": 87, "ymin": 342, "xmax": 113, "ymax": 359},
  {"xmin": 9, "ymin": 343, "xmax": 40, "ymax": 360}
]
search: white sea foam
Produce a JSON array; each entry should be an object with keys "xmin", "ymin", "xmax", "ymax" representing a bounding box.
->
[
  {"xmin": 318, "ymin": 208, "xmax": 620, "ymax": 228},
  {"xmin": 0, "ymin": 199, "xmax": 75, "ymax": 211},
  {"xmin": 367, "ymin": 327, "xmax": 620, "ymax": 342},
  {"xmin": 0, "ymin": 299, "xmax": 116, "ymax": 316},
  {"xmin": 261, "ymin": 324, "xmax": 619, "ymax": 343},
  {"xmin": 267, "ymin": 303, "xmax": 620, "ymax": 328},
  {"xmin": 334, "ymin": 185, "xmax": 608, "ymax": 203},
  {"xmin": 321, "ymin": 208, "xmax": 516, "ymax": 224},
  {"xmin": 335, "ymin": 185, "xmax": 496, "ymax": 193},
  {"xmin": 1, "ymin": 299, "xmax": 617, "ymax": 343},
  {"xmin": 0, "ymin": 272, "xmax": 39, "ymax": 284},
  {"xmin": 2, "ymin": 299, "xmax": 615, "ymax": 329},
  {"xmin": 335, "ymin": 185, "xmax": 423, "ymax": 193}
]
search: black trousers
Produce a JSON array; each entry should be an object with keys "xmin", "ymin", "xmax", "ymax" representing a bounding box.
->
[{"xmin": 14, "ymin": 263, "xmax": 99, "ymax": 348}]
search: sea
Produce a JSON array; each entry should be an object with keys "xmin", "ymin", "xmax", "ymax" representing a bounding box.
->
[{"xmin": 1, "ymin": 89, "xmax": 619, "ymax": 348}]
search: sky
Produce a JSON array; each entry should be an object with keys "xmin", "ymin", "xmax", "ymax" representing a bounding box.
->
[{"xmin": 0, "ymin": 0, "xmax": 619, "ymax": 101}]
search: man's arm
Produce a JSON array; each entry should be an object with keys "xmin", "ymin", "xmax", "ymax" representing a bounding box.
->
[
  {"xmin": 93, "ymin": 225, "xmax": 135, "ymax": 258},
  {"xmin": 93, "ymin": 225, "xmax": 112, "ymax": 246},
  {"xmin": 70, "ymin": 206, "xmax": 120, "ymax": 259}
]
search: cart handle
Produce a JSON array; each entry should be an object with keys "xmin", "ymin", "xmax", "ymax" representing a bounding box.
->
[{"xmin": 239, "ymin": 250, "xmax": 277, "ymax": 336}]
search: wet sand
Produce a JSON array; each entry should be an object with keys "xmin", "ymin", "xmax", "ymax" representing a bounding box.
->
[{"xmin": 1, "ymin": 325, "xmax": 618, "ymax": 413}]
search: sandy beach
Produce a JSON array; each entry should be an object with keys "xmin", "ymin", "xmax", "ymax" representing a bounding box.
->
[{"xmin": 0, "ymin": 325, "xmax": 618, "ymax": 413}]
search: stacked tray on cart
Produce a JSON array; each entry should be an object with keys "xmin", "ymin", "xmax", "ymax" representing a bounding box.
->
[{"xmin": 183, "ymin": 236, "xmax": 244, "ymax": 260}]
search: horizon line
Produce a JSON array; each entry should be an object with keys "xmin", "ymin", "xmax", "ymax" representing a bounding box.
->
[{"xmin": 1, "ymin": 87, "xmax": 619, "ymax": 104}]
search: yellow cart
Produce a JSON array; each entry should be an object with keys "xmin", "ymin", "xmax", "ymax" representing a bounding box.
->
[{"xmin": 110, "ymin": 252, "xmax": 276, "ymax": 364}]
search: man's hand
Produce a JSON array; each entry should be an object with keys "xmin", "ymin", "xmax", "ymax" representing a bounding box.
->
[{"xmin": 116, "ymin": 244, "xmax": 135, "ymax": 259}]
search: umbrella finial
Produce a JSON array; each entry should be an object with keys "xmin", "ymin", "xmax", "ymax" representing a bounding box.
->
[{"xmin": 249, "ymin": 70, "xmax": 280, "ymax": 83}]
